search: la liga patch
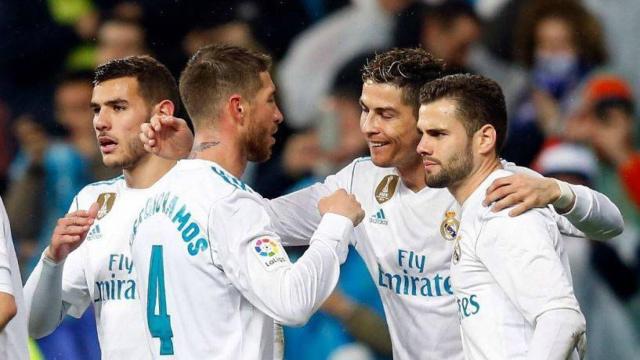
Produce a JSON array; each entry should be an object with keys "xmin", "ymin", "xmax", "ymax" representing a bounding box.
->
[{"xmin": 253, "ymin": 238, "xmax": 289, "ymax": 271}]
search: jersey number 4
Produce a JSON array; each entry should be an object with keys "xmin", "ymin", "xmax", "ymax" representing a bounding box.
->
[{"xmin": 148, "ymin": 245, "xmax": 174, "ymax": 355}]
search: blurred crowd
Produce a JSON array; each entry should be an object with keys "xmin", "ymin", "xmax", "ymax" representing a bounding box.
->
[{"xmin": 1, "ymin": 0, "xmax": 640, "ymax": 359}]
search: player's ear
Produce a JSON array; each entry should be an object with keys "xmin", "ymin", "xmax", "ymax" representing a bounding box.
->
[
  {"xmin": 153, "ymin": 100, "xmax": 175, "ymax": 117},
  {"xmin": 228, "ymin": 94, "xmax": 245, "ymax": 125},
  {"xmin": 475, "ymin": 124, "xmax": 496, "ymax": 155}
]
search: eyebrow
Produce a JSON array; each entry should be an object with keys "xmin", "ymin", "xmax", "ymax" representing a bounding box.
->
[
  {"xmin": 90, "ymin": 98, "xmax": 129, "ymax": 108},
  {"xmin": 358, "ymin": 99, "xmax": 397, "ymax": 113}
]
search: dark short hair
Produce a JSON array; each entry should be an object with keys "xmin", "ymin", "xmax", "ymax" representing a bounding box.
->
[
  {"xmin": 361, "ymin": 48, "xmax": 444, "ymax": 117},
  {"xmin": 420, "ymin": 74, "xmax": 507, "ymax": 152},
  {"xmin": 179, "ymin": 44, "xmax": 272, "ymax": 127},
  {"xmin": 94, "ymin": 55, "xmax": 180, "ymax": 113}
]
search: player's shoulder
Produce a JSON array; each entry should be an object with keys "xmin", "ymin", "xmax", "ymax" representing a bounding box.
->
[
  {"xmin": 75, "ymin": 175, "xmax": 126, "ymax": 205},
  {"xmin": 482, "ymin": 205, "xmax": 556, "ymax": 239},
  {"xmin": 173, "ymin": 159, "xmax": 257, "ymax": 197},
  {"xmin": 337, "ymin": 156, "xmax": 397, "ymax": 189}
]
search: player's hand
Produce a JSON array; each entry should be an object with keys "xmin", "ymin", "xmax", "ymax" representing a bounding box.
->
[
  {"xmin": 318, "ymin": 189, "xmax": 365, "ymax": 226},
  {"xmin": 140, "ymin": 114, "xmax": 193, "ymax": 160},
  {"xmin": 46, "ymin": 203, "xmax": 99, "ymax": 263},
  {"xmin": 484, "ymin": 174, "xmax": 562, "ymax": 216}
]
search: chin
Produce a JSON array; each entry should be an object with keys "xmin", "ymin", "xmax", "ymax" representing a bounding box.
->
[{"xmin": 369, "ymin": 153, "xmax": 391, "ymax": 167}]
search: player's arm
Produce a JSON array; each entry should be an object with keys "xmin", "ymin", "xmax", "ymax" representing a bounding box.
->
[
  {"xmin": 478, "ymin": 213, "xmax": 586, "ymax": 359},
  {"xmin": 213, "ymin": 189, "xmax": 363, "ymax": 326},
  {"xmin": 264, "ymin": 177, "xmax": 341, "ymax": 247},
  {"xmin": 24, "ymin": 203, "xmax": 98, "ymax": 338},
  {"xmin": 0, "ymin": 224, "xmax": 17, "ymax": 331},
  {"xmin": 485, "ymin": 167, "xmax": 624, "ymax": 241},
  {"xmin": 0, "ymin": 292, "xmax": 17, "ymax": 332},
  {"xmin": 263, "ymin": 161, "xmax": 355, "ymax": 247}
]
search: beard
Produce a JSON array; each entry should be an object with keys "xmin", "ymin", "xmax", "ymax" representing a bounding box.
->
[
  {"xmin": 245, "ymin": 118, "xmax": 274, "ymax": 163},
  {"xmin": 425, "ymin": 143, "xmax": 473, "ymax": 188},
  {"xmin": 104, "ymin": 135, "xmax": 147, "ymax": 170}
]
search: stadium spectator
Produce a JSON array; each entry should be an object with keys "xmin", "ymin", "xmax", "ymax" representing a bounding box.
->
[{"xmin": 502, "ymin": 0, "xmax": 607, "ymax": 166}]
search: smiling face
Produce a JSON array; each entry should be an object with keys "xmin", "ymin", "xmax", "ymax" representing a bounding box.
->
[
  {"xmin": 359, "ymin": 81, "xmax": 422, "ymax": 172},
  {"xmin": 242, "ymin": 72, "xmax": 284, "ymax": 163},
  {"xmin": 416, "ymin": 98, "xmax": 474, "ymax": 189},
  {"xmin": 90, "ymin": 76, "xmax": 150, "ymax": 169}
]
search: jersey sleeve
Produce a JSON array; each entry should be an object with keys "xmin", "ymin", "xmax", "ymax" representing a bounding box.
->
[
  {"xmin": 59, "ymin": 241, "xmax": 91, "ymax": 317},
  {"xmin": 502, "ymin": 162, "xmax": 624, "ymax": 241},
  {"xmin": 60, "ymin": 195, "xmax": 92, "ymax": 317},
  {"xmin": 265, "ymin": 161, "xmax": 355, "ymax": 247},
  {"xmin": 24, "ymin": 195, "xmax": 91, "ymax": 329},
  {"xmin": 476, "ymin": 211, "xmax": 581, "ymax": 325},
  {"xmin": 555, "ymin": 184, "xmax": 624, "ymax": 241},
  {"xmin": 211, "ymin": 190, "xmax": 353, "ymax": 326},
  {"xmin": 0, "ymin": 203, "xmax": 14, "ymax": 296}
]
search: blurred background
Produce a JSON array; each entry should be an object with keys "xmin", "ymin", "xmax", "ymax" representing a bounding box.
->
[{"xmin": 1, "ymin": 0, "xmax": 640, "ymax": 358}]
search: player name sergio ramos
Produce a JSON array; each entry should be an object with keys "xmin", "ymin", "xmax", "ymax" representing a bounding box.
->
[{"xmin": 131, "ymin": 191, "xmax": 209, "ymax": 256}]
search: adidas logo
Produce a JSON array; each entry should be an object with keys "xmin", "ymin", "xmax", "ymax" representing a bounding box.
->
[
  {"xmin": 86, "ymin": 224, "xmax": 102, "ymax": 241},
  {"xmin": 369, "ymin": 208, "xmax": 388, "ymax": 225}
]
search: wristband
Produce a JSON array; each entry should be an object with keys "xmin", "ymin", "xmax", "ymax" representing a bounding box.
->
[{"xmin": 552, "ymin": 179, "xmax": 575, "ymax": 211}]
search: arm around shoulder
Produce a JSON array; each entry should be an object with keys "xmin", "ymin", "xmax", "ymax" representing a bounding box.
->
[{"xmin": 558, "ymin": 182, "xmax": 624, "ymax": 241}]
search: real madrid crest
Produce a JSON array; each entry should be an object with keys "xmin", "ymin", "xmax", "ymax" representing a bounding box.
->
[
  {"xmin": 440, "ymin": 210, "xmax": 459, "ymax": 241},
  {"xmin": 96, "ymin": 192, "xmax": 116, "ymax": 220},
  {"xmin": 375, "ymin": 175, "xmax": 399, "ymax": 204}
]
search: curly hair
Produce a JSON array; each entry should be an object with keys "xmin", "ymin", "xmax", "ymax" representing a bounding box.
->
[
  {"xmin": 420, "ymin": 74, "xmax": 507, "ymax": 152},
  {"xmin": 514, "ymin": 0, "xmax": 607, "ymax": 68},
  {"xmin": 362, "ymin": 48, "xmax": 444, "ymax": 116}
]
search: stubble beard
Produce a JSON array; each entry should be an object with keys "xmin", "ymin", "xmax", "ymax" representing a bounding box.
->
[
  {"xmin": 246, "ymin": 120, "xmax": 273, "ymax": 163},
  {"xmin": 105, "ymin": 136, "xmax": 147, "ymax": 170},
  {"xmin": 425, "ymin": 143, "xmax": 473, "ymax": 188}
]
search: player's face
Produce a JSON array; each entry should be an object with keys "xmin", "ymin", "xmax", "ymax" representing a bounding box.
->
[
  {"xmin": 244, "ymin": 72, "xmax": 283, "ymax": 162},
  {"xmin": 359, "ymin": 82, "xmax": 421, "ymax": 171},
  {"xmin": 91, "ymin": 76, "xmax": 150, "ymax": 169},
  {"xmin": 416, "ymin": 98, "xmax": 473, "ymax": 188}
]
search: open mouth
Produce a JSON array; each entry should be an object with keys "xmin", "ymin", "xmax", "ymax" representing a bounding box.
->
[
  {"xmin": 98, "ymin": 136, "xmax": 118, "ymax": 154},
  {"xmin": 368, "ymin": 141, "xmax": 389, "ymax": 149}
]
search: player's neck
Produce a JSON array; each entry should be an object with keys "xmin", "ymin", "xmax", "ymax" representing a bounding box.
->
[
  {"xmin": 449, "ymin": 156, "xmax": 501, "ymax": 205},
  {"xmin": 397, "ymin": 159, "xmax": 426, "ymax": 192},
  {"xmin": 190, "ymin": 130, "xmax": 247, "ymax": 178},
  {"xmin": 123, "ymin": 154, "xmax": 176, "ymax": 189}
]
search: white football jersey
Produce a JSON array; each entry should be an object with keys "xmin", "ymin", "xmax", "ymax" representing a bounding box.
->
[
  {"xmin": 269, "ymin": 158, "xmax": 463, "ymax": 360},
  {"xmin": 450, "ymin": 169, "xmax": 583, "ymax": 359},
  {"xmin": 129, "ymin": 159, "xmax": 351, "ymax": 359},
  {"xmin": 50, "ymin": 176, "xmax": 152, "ymax": 359},
  {"xmin": 267, "ymin": 157, "xmax": 619, "ymax": 360},
  {"xmin": 0, "ymin": 197, "xmax": 28, "ymax": 360}
]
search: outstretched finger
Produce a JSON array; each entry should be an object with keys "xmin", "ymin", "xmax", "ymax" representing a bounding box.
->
[
  {"xmin": 87, "ymin": 202, "xmax": 100, "ymax": 219},
  {"xmin": 485, "ymin": 176, "xmax": 511, "ymax": 195},
  {"xmin": 58, "ymin": 234, "xmax": 82, "ymax": 243},
  {"xmin": 484, "ymin": 185, "xmax": 512, "ymax": 206},
  {"xmin": 60, "ymin": 224, "xmax": 92, "ymax": 235},
  {"xmin": 58, "ymin": 215, "xmax": 92, "ymax": 227},
  {"xmin": 490, "ymin": 194, "xmax": 520, "ymax": 213},
  {"xmin": 508, "ymin": 202, "xmax": 530, "ymax": 217}
]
